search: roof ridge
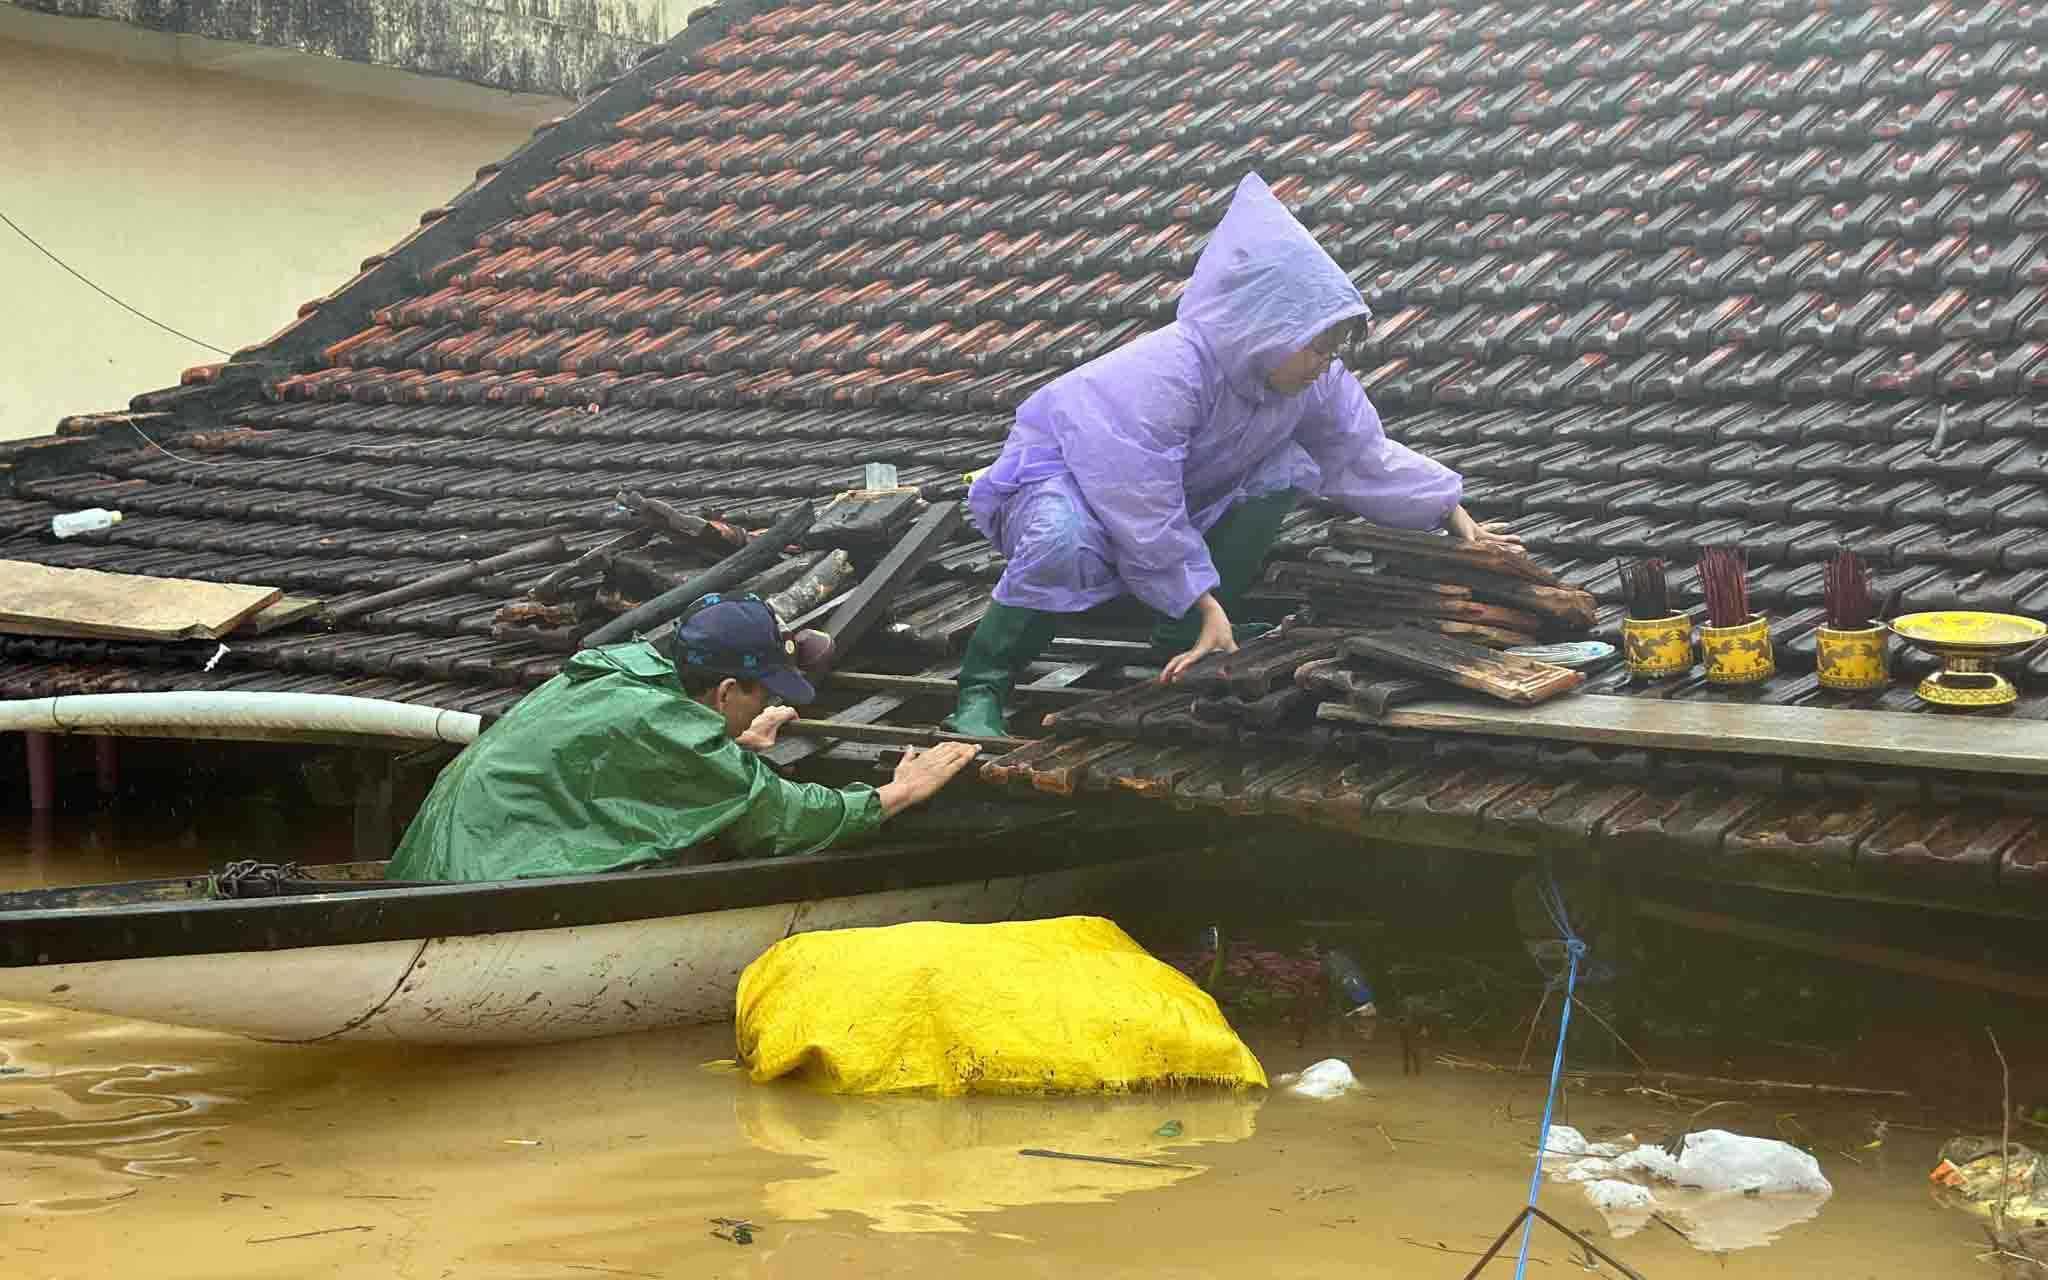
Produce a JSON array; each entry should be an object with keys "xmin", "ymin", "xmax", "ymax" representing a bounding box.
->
[{"xmin": 119, "ymin": 0, "xmax": 792, "ymax": 441}]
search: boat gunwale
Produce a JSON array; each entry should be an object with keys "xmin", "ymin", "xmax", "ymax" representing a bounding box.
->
[{"xmin": 0, "ymin": 828, "xmax": 1168, "ymax": 969}]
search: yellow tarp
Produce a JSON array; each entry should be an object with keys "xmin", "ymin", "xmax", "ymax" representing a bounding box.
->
[{"xmin": 736, "ymin": 917, "xmax": 1267, "ymax": 1096}]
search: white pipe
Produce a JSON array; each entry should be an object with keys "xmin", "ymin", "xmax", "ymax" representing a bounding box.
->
[{"xmin": 0, "ymin": 692, "xmax": 481, "ymax": 746}]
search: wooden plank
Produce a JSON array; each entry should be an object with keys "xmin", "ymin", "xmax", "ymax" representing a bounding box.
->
[
  {"xmin": 1358, "ymin": 693, "xmax": 2048, "ymax": 779},
  {"xmin": 584, "ymin": 501, "xmax": 815, "ymax": 647},
  {"xmin": 1342, "ymin": 631, "xmax": 1585, "ymax": 705},
  {"xmin": 0, "ymin": 560, "xmax": 280, "ymax": 642},
  {"xmin": 827, "ymin": 668, "xmax": 1100, "ymax": 704},
  {"xmin": 764, "ymin": 692, "xmax": 906, "ymax": 770},
  {"xmin": 817, "ymin": 500, "xmax": 964, "ymax": 676},
  {"xmin": 531, "ymin": 527, "xmax": 656, "ymax": 602},
  {"xmin": 327, "ymin": 535, "xmax": 568, "ymax": 624},
  {"xmin": 782, "ymin": 718, "xmax": 1029, "ymax": 753},
  {"xmin": 764, "ymin": 549, "xmax": 855, "ymax": 622},
  {"xmin": 1048, "ymin": 636, "xmax": 1155, "ymax": 656},
  {"xmin": 243, "ymin": 595, "xmax": 325, "ymax": 635}
]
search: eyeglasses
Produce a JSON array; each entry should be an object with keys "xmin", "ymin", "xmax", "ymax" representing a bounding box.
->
[{"xmin": 1306, "ymin": 319, "xmax": 1369, "ymax": 361}]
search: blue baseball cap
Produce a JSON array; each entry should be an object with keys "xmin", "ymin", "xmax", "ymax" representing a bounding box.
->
[{"xmin": 669, "ymin": 595, "xmax": 827, "ymax": 704}]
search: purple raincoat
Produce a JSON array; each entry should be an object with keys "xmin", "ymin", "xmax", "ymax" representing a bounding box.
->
[{"xmin": 967, "ymin": 173, "xmax": 1464, "ymax": 619}]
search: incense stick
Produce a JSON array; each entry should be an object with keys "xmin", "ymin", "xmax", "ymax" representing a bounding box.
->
[
  {"xmin": 1823, "ymin": 549, "xmax": 1877, "ymax": 631},
  {"xmin": 1696, "ymin": 546, "xmax": 1750, "ymax": 629},
  {"xmin": 1617, "ymin": 558, "xmax": 1671, "ymax": 622}
]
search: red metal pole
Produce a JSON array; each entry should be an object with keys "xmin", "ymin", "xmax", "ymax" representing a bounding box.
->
[{"xmin": 26, "ymin": 731, "xmax": 55, "ymax": 811}]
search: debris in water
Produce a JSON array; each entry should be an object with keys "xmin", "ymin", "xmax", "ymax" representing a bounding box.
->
[
  {"xmin": 246, "ymin": 1225, "xmax": 374, "ymax": 1245},
  {"xmin": 1019, "ymin": 1148, "xmax": 1194, "ymax": 1171},
  {"xmin": 1155, "ymin": 1119, "xmax": 1184, "ymax": 1139},
  {"xmin": 711, "ymin": 1217, "xmax": 757, "ymax": 1246},
  {"xmin": 1277, "ymin": 1059, "xmax": 1359, "ymax": 1099},
  {"xmin": 503, "ymin": 1139, "xmax": 542, "ymax": 1147},
  {"xmin": 1541, "ymin": 1125, "xmax": 1832, "ymax": 1251}
]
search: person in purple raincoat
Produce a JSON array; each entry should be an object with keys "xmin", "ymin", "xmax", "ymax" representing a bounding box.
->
[{"xmin": 942, "ymin": 173, "xmax": 1522, "ymax": 738}]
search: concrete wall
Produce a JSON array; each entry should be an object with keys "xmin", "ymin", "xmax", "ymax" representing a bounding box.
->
[
  {"xmin": 0, "ymin": 18, "xmax": 560, "ymax": 440},
  {"xmin": 9, "ymin": 0, "xmax": 686, "ymax": 100}
]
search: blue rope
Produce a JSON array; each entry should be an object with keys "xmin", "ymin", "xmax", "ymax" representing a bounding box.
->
[{"xmin": 1516, "ymin": 866, "xmax": 1588, "ymax": 1279}]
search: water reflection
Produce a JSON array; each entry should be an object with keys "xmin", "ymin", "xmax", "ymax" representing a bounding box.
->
[
  {"xmin": 0, "ymin": 1006, "xmax": 240, "ymax": 1213},
  {"xmin": 734, "ymin": 1085, "xmax": 1261, "ymax": 1232}
]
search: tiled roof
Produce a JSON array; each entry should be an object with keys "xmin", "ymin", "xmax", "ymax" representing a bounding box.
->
[
  {"xmin": 981, "ymin": 628, "xmax": 2048, "ymax": 914},
  {"xmin": 8, "ymin": 0, "xmax": 2048, "ymax": 708}
]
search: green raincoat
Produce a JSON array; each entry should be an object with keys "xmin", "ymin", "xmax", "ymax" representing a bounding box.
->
[{"xmin": 385, "ymin": 641, "xmax": 883, "ymax": 882}]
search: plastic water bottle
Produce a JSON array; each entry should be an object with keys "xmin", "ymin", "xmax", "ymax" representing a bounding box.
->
[
  {"xmin": 1321, "ymin": 947, "xmax": 1377, "ymax": 1017},
  {"xmin": 51, "ymin": 508, "xmax": 122, "ymax": 539}
]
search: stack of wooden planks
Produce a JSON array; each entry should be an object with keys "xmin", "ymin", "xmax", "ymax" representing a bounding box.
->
[{"xmin": 1262, "ymin": 523, "xmax": 1597, "ymax": 648}]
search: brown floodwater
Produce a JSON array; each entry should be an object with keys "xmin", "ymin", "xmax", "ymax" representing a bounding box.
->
[{"xmin": 0, "ymin": 815, "xmax": 1994, "ymax": 1278}]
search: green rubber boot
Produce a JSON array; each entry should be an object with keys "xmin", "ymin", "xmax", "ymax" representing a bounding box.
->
[
  {"xmin": 1150, "ymin": 489, "xmax": 1299, "ymax": 654},
  {"xmin": 943, "ymin": 602, "xmax": 1058, "ymax": 738}
]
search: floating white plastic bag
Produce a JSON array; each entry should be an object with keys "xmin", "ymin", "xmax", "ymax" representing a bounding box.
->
[
  {"xmin": 1275, "ymin": 1059, "xmax": 1358, "ymax": 1099},
  {"xmin": 1542, "ymin": 1128, "xmax": 1833, "ymax": 1251}
]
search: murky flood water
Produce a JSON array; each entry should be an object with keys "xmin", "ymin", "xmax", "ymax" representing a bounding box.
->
[{"xmin": 0, "ymin": 817, "xmax": 1992, "ymax": 1278}]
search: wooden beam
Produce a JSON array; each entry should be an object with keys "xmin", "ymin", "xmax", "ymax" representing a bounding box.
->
[
  {"xmin": 828, "ymin": 660, "xmax": 1111, "ymax": 704},
  {"xmin": 804, "ymin": 660, "xmax": 1107, "ymax": 770},
  {"xmin": 783, "ymin": 718, "xmax": 1030, "ymax": 752},
  {"xmin": 828, "ymin": 669, "xmax": 1099, "ymax": 704},
  {"xmin": 763, "ymin": 691, "xmax": 907, "ymax": 770},
  {"xmin": 583, "ymin": 501, "xmax": 814, "ymax": 647},
  {"xmin": 816, "ymin": 500, "xmax": 964, "ymax": 676},
  {"xmin": 1049, "ymin": 636, "xmax": 1154, "ymax": 656},
  {"xmin": 1636, "ymin": 898, "xmax": 2048, "ymax": 1001},
  {"xmin": 1340, "ymin": 692, "xmax": 2048, "ymax": 778},
  {"xmin": 328, "ymin": 535, "xmax": 568, "ymax": 624}
]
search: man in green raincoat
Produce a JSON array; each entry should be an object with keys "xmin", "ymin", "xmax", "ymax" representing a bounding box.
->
[{"xmin": 385, "ymin": 595, "xmax": 980, "ymax": 882}]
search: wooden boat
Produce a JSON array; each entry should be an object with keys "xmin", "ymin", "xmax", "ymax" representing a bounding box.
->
[{"xmin": 0, "ymin": 828, "xmax": 1177, "ymax": 1045}]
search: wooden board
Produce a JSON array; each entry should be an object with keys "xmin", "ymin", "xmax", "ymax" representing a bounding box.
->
[
  {"xmin": 1363, "ymin": 693, "xmax": 2048, "ymax": 779},
  {"xmin": 817, "ymin": 499, "xmax": 963, "ymax": 674},
  {"xmin": 1327, "ymin": 523, "xmax": 1562, "ymax": 586},
  {"xmin": 782, "ymin": 718, "xmax": 1029, "ymax": 753},
  {"xmin": 243, "ymin": 595, "xmax": 325, "ymax": 635},
  {"xmin": 828, "ymin": 667, "xmax": 1101, "ymax": 704},
  {"xmin": 0, "ymin": 560, "xmax": 280, "ymax": 642},
  {"xmin": 1341, "ymin": 631, "xmax": 1585, "ymax": 705}
]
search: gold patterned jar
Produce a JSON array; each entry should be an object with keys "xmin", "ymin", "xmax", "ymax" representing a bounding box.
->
[
  {"xmin": 1621, "ymin": 612, "xmax": 1693, "ymax": 678},
  {"xmin": 1699, "ymin": 613, "xmax": 1774, "ymax": 684},
  {"xmin": 1814, "ymin": 623, "xmax": 1889, "ymax": 691}
]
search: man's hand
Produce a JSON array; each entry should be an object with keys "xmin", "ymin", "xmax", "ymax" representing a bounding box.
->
[
  {"xmin": 879, "ymin": 742, "xmax": 981, "ymax": 818},
  {"xmin": 735, "ymin": 705, "xmax": 798, "ymax": 752},
  {"xmin": 1161, "ymin": 593, "xmax": 1237, "ymax": 684},
  {"xmin": 1447, "ymin": 504, "xmax": 1525, "ymax": 556}
]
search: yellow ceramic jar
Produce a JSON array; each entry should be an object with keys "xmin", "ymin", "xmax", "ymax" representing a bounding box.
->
[
  {"xmin": 1621, "ymin": 612, "xmax": 1693, "ymax": 678},
  {"xmin": 1814, "ymin": 623, "xmax": 1888, "ymax": 691},
  {"xmin": 1699, "ymin": 613, "xmax": 1774, "ymax": 684}
]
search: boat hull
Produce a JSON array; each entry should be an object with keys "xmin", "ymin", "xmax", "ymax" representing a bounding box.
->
[{"xmin": 0, "ymin": 858, "xmax": 1160, "ymax": 1044}]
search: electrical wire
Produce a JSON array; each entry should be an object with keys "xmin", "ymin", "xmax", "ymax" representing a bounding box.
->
[{"xmin": 2, "ymin": 209, "xmax": 233, "ymax": 356}]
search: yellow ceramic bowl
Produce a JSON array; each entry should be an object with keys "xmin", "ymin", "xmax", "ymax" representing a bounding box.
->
[{"xmin": 1889, "ymin": 611, "xmax": 2047, "ymax": 657}]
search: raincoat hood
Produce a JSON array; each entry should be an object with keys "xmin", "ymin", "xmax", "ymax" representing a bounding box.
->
[{"xmin": 1177, "ymin": 173, "xmax": 1372, "ymax": 404}]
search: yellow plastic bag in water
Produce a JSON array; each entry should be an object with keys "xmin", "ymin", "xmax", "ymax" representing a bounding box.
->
[{"xmin": 736, "ymin": 917, "xmax": 1267, "ymax": 1096}]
